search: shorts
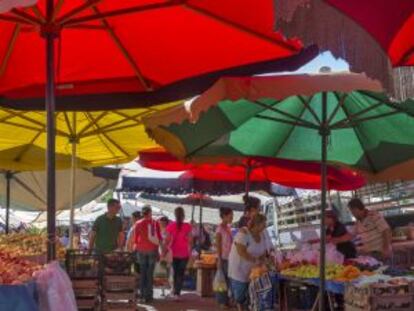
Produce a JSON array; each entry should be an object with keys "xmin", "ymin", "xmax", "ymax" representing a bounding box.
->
[{"xmin": 230, "ymin": 278, "xmax": 249, "ymax": 305}]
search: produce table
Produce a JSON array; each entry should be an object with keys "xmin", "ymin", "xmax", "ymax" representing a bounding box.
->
[{"xmin": 0, "ymin": 280, "xmax": 39, "ymax": 311}]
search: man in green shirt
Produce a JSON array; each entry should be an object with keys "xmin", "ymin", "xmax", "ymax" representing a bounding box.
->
[{"xmin": 89, "ymin": 199, "xmax": 124, "ymax": 253}]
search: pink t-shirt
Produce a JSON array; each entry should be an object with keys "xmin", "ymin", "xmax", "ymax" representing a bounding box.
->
[
  {"xmin": 166, "ymin": 222, "xmax": 192, "ymax": 259},
  {"xmin": 216, "ymin": 224, "xmax": 233, "ymax": 260}
]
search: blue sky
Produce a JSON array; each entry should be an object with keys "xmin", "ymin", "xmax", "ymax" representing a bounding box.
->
[{"xmin": 296, "ymin": 51, "xmax": 349, "ymax": 73}]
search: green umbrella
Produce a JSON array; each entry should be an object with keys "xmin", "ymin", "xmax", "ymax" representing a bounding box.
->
[{"xmin": 145, "ymin": 73, "xmax": 414, "ymax": 310}]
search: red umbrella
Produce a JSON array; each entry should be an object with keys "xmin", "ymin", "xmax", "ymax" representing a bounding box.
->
[
  {"xmin": 0, "ymin": 0, "xmax": 317, "ymax": 111},
  {"xmin": 0, "ymin": 0, "xmax": 317, "ymax": 260},
  {"xmin": 275, "ymin": 0, "xmax": 414, "ymax": 99},
  {"xmin": 138, "ymin": 148, "xmax": 365, "ymax": 191}
]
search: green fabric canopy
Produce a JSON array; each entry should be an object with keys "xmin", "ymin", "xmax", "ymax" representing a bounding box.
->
[{"xmin": 149, "ymin": 91, "xmax": 414, "ymax": 181}]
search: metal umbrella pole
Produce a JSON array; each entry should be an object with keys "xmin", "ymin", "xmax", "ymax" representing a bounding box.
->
[
  {"xmin": 198, "ymin": 195, "xmax": 203, "ymax": 259},
  {"xmin": 69, "ymin": 113, "xmax": 78, "ymax": 249},
  {"xmin": 45, "ymin": 0, "xmax": 57, "ymax": 261},
  {"xmin": 5, "ymin": 171, "xmax": 12, "ymax": 234},
  {"xmin": 319, "ymin": 92, "xmax": 329, "ymax": 311}
]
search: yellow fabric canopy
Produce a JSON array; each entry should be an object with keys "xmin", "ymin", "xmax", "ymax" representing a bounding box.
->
[{"xmin": 0, "ymin": 102, "xmax": 179, "ymax": 171}]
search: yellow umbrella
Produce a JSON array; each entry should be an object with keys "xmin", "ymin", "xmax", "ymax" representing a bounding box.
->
[
  {"xmin": 0, "ymin": 103, "xmax": 180, "ymax": 169},
  {"xmin": 0, "ymin": 101, "xmax": 180, "ymax": 244}
]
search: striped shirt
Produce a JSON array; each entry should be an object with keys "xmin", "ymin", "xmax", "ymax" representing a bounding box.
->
[{"xmin": 353, "ymin": 211, "xmax": 390, "ymax": 254}]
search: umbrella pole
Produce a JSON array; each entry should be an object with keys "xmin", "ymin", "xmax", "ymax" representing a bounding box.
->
[
  {"xmin": 244, "ymin": 161, "xmax": 252, "ymax": 196},
  {"xmin": 198, "ymin": 197, "xmax": 203, "ymax": 259},
  {"xmin": 5, "ymin": 171, "xmax": 12, "ymax": 234},
  {"xmin": 45, "ymin": 0, "xmax": 57, "ymax": 261},
  {"xmin": 69, "ymin": 115, "xmax": 77, "ymax": 249},
  {"xmin": 319, "ymin": 92, "xmax": 329, "ymax": 311}
]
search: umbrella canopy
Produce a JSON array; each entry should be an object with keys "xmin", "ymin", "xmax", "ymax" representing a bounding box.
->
[
  {"xmin": 0, "ymin": 0, "xmax": 317, "ymax": 111},
  {"xmin": 138, "ymin": 148, "xmax": 365, "ymax": 190},
  {"xmin": 145, "ymin": 73, "xmax": 414, "ymax": 182},
  {"xmin": 0, "ymin": 167, "xmax": 119, "ymax": 211},
  {"xmin": 0, "ymin": 104, "xmax": 179, "ymax": 169},
  {"xmin": 275, "ymin": 0, "xmax": 414, "ymax": 99}
]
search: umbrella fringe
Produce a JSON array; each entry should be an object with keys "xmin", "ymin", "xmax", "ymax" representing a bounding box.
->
[{"xmin": 274, "ymin": 0, "xmax": 414, "ymax": 101}]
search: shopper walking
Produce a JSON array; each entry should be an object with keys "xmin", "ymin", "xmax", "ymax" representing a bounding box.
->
[
  {"xmin": 134, "ymin": 205, "xmax": 161, "ymax": 303},
  {"xmin": 163, "ymin": 207, "xmax": 192, "ymax": 301}
]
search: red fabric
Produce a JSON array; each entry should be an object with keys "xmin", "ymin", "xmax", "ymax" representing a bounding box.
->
[
  {"xmin": 138, "ymin": 148, "xmax": 366, "ymax": 191},
  {"xmin": 134, "ymin": 218, "xmax": 161, "ymax": 253},
  {"xmin": 326, "ymin": 0, "xmax": 414, "ymax": 66},
  {"xmin": 0, "ymin": 0, "xmax": 303, "ymax": 105}
]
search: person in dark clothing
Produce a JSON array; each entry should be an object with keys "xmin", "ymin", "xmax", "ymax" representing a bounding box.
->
[{"xmin": 325, "ymin": 210, "xmax": 356, "ymax": 259}]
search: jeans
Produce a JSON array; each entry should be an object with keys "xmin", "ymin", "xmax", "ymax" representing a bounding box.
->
[
  {"xmin": 230, "ymin": 278, "xmax": 249, "ymax": 306},
  {"xmin": 172, "ymin": 257, "xmax": 188, "ymax": 295},
  {"xmin": 138, "ymin": 251, "xmax": 157, "ymax": 300}
]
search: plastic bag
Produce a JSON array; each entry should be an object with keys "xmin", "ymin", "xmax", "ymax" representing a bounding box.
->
[
  {"xmin": 35, "ymin": 261, "xmax": 77, "ymax": 311},
  {"xmin": 213, "ymin": 269, "xmax": 227, "ymax": 293}
]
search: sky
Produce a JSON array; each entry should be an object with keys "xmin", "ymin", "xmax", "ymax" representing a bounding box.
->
[{"xmin": 295, "ymin": 51, "xmax": 349, "ymax": 73}]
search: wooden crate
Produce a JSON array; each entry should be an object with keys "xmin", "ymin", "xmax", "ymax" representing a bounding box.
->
[
  {"xmin": 103, "ymin": 291, "xmax": 137, "ymax": 302},
  {"xmin": 102, "ymin": 302, "xmax": 137, "ymax": 311},
  {"xmin": 103, "ymin": 275, "xmax": 137, "ymax": 292},
  {"xmin": 72, "ymin": 278, "xmax": 100, "ymax": 298},
  {"xmin": 196, "ymin": 266, "xmax": 215, "ymax": 297},
  {"xmin": 76, "ymin": 297, "xmax": 99, "ymax": 310},
  {"xmin": 345, "ymin": 282, "xmax": 414, "ymax": 311}
]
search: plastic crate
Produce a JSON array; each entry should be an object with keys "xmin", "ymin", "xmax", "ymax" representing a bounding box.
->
[
  {"xmin": 102, "ymin": 252, "xmax": 135, "ymax": 275},
  {"xmin": 66, "ymin": 250, "xmax": 100, "ymax": 279},
  {"xmin": 286, "ymin": 282, "xmax": 318, "ymax": 310},
  {"xmin": 76, "ymin": 297, "xmax": 99, "ymax": 310}
]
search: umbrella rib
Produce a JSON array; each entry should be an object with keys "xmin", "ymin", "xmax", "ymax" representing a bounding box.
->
[
  {"xmin": 0, "ymin": 24, "xmax": 21, "ymax": 76},
  {"xmin": 184, "ymin": 3, "xmax": 299, "ymax": 53},
  {"xmin": 252, "ymin": 100, "xmax": 318, "ymax": 128},
  {"xmin": 13, "ymin": 131, "xmax": 43, "ymax": 162},
  {"xmin": 62, "ymin": 2, "xmax": 180, "ymax": 27},
  {"xmin": 2, "ymin": 109, "xmax": 69, "ymax": 137},
  {"xmin": 339, "ymin": 100, "xmax": 378, "ymax": 173},
  {"xmin": 85, "ymin": 112, "xmax": 130, "ymax": 158},
  {"xmin": 90, "ymin": 5, "xmax": 152, "ymax": 91},
  {"xmin": 83, "ymin": 123, "xmax": 143, "ymax": 137},
  {"xmin": 297, "ymin": 95, "xmax": 321, "ymax": 124},
  {"xmin": 9, "ymin": 8, "xmax": 42, "ymax": 25},
  {"xmin": 255, "ymin": 115, "xmax": 318, "ymax": 129},
  {"xmin": 272, "ymin": 104, "xmax": 310, "ymax": 157},
  {"xmin": 0, "ymin": 14, "xmax": 33, "ymax": 25},
  {"xmin": 13, "ymin": 176, "xmax": 47, "ymax": 205},
  {"xmin": 55, "ymin": 0, "xmax": 101, "ymax": 24},
  {"xmin": 334, "ymin": 111, "xmax": 402, "ymax": 129},
  {"xmin": 52, "ymin": 0, "xmax": 65, "ymax": 22},
  {"xmin": 331, "ymin": 101, "xmax": 388, "ymax": 128},
  {"xmin": 30, "ymin": 5, "xmax": 46, "ymax": 23},
  {"xmin": 82, "ymin": 110, "xmax": 149, "ymax": 137},
  {"xmin": 327, "ymin": 93, "xmax": 347, "ymax": 125},
  {"xmin": 77, "ymin": 111, "xmax": 109, "ymax": 137},
  {"xmin": 62, "ymin": 112, "xmax": 74, "ymax": 136}
]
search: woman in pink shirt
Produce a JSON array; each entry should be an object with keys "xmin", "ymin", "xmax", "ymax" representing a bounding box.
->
[{"xmin": 163, "ymin": 207, "xmax": 192, "ymax": 300}]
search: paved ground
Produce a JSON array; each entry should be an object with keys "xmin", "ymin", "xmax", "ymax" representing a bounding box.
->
[{"xmin": 137, "ymin": 290, "xmax": 218, "ymax": 311}]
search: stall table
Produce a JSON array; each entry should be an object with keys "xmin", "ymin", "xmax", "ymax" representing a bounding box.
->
[
  {"xmin": 194, "ymin": 263, "xmax": 216, "ymax": 297},
  {"xmin": 0, "ymin": 280, "xmax": 39, "ymax": 311}
]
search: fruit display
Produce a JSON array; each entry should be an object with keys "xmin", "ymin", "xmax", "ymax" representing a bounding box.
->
[
  {"xmin": 200, "ymin": 253, "xmax": 217, "ymax": 265},
  {"xmin": 0, "ymin": 251, "xmax": 43, "ymax": 285},
  {"xmin": 0, "ymin": 233, "xmax": 66, "ymax": 261},
  {"xmin": 281, "ymin": 263, "xmax": 362, "ymax": 282}
]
